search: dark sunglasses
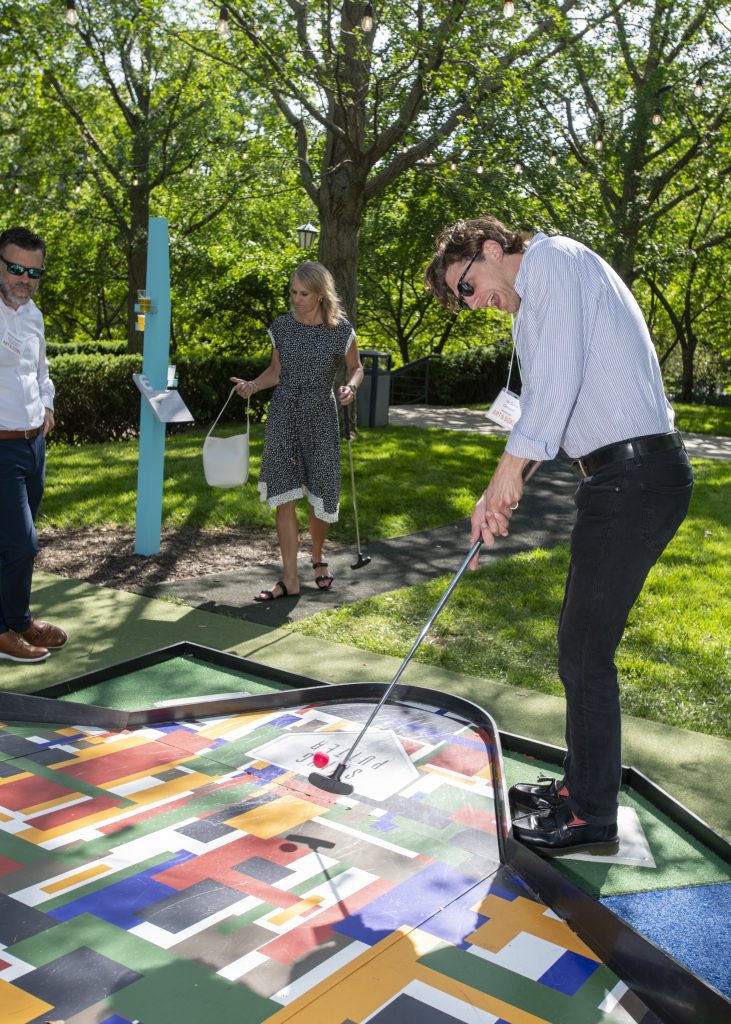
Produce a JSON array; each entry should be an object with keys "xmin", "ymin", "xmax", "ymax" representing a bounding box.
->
[
  {"xmin": 0, "ymin": 255, "xmax": 45, "ymax": 280},
  {"xmin": 456, "ymin": 250, "xmax": 479, "ymax": 308}
]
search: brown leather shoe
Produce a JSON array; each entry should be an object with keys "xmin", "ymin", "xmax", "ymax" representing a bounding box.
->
[
  {"xmin": 0, "ymin": 630, "xmax": 50, "ymax": 662},
  {"xmin": 19, "ymin": 620, "xmax": 68, "ymax": 650}
]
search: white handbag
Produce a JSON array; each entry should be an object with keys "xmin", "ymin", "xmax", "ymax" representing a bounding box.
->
[{"xmin": 202, "ymin": 387, "xmax": 250, "ymax": 488}]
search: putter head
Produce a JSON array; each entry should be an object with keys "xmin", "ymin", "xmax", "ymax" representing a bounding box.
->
[
  {"xmin": 308, "ymin": 765, "xmax": 354, "ymax": 796},
  {"xmin": 351, "ymin": 553, "xmax": 372, "ymax": 570}
]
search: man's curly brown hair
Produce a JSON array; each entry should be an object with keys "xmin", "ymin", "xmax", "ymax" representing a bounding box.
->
[{"xmin": 425, "ymin": 216, "xmax": 529, "ymax": 312}]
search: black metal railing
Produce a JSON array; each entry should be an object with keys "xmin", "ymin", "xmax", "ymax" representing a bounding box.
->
[{"xmin": 389, "ymin": 354, "xmax": 442, "ymax": 405}]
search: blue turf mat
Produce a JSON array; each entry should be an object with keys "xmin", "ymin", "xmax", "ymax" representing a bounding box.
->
[{"xmin": 601, "ymin": 881, "xmax": 731, "ymax": 999}]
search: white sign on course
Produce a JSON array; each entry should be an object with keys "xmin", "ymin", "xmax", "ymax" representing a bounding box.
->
[{"xmin": 248, "ymin": 730, "xmax": 419, "ymax": 801}]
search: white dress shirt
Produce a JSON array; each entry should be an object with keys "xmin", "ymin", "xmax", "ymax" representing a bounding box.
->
[
  {"xmin": 0, "ymin": 297, "xmax": 54, "ymax": 431},
  {"xmin": 506, "ymin": 233, "xmax": 674, "ymax": 461}
]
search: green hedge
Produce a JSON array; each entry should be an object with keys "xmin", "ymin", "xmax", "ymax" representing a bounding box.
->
[
  {"xmin": 46, "ymin": 339, "xmax": 128, "ymax": 357},
  {"xmin": 426, "ymin": 345, "xmax": 512, "ymax": 404},
  {"xmin": 48, "ymin": 353, "xmax": 271, "ymax": 444},
  {"xmin": 47, "ymin": 345, "xmax": 513, "ymax": 443}
]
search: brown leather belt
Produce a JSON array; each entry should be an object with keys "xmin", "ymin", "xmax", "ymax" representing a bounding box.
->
[
  {"xmin": 0, "ymin": 426, "xmax": 44, "ymax": 440},
  {"xmin": 574, "ymin": 431, "xmax": 684, "ymax": 478}
]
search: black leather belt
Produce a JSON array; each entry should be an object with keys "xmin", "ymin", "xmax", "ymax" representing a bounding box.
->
[{"xmin": 574, "ymin": 431, "xmax": 684, "ymax": 478}]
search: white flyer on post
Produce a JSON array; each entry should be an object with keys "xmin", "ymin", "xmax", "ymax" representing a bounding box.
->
[{"xmin": 486, "ymin": 387, "xmax": 521, "ymax": 430}]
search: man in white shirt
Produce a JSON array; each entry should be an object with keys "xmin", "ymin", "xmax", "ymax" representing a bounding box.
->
[
  {"xmin": 426, "ymin": 216, "xmax": 692, "ymax": 856},
  {"xmin": 0, "ymin": 227, "xmax": 67, "ymax": 662}
]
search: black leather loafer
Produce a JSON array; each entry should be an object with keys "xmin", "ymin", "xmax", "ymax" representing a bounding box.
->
[
  {"xmin": 509, "ymin": 775, "xmax": 567, "ymax": 813},
  {"xmin": 513, "ymin": 803, "xmax": 619, "ymax": 857}
]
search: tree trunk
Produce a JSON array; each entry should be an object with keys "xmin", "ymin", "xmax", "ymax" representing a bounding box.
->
[{"xmin": 316, "ymin": 178, "xmax": 366, "ymax": 329}]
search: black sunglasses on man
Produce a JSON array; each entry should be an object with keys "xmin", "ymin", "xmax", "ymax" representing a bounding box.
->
[
  {"xmin": 456, "ymin": 249, "xmax": 480, "ymax": 308},
  {"xmin": 0, "ymin": 255, "xmax": 45, "ymax": 280}
]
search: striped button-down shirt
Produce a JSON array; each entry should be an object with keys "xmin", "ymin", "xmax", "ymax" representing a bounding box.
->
[{"xmin": 506, "ymin": 233, "xmax": 674, "ymax": 461}]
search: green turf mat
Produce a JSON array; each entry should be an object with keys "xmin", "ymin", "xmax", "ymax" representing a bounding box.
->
[
  {"xmin": 59, "ymin": 655, "xmax": 296, "ymax": 710},
  {"xmin": 504, "ymin": 751, "xmax": 730, "ymax": 898}
]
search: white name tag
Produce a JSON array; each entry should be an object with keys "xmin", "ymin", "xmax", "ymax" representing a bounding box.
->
[
  {"xmin": 0, "ymin": 331, "xmax": 23, "ymax": 359},
  {"xmin": 486, "ymin": 387, "xmax": 521, "ymax": 430}
]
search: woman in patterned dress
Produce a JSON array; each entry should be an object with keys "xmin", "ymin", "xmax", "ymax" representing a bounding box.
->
[{"xmin": 231, "ymin": 261, "xmax": 363, "ymax": 602}]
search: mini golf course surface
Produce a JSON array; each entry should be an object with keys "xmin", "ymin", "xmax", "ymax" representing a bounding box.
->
[{"xmin": 0, "ymin": 645, "xmax": 727, "ymax": 1024}]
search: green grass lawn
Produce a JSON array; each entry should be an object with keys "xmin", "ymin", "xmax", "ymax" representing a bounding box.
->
[
  {"xmin": 290, "ymin": 457, "xmax": 731, "ymax": 740},
  {"xmin": 41, "ymin": 425, "xmax": 505, "ymax": 542},
  {"xmin": 673, "ymin": 402, "xmax": 731, "ymax": 437},
  {"xmin": 42, "ymin": 422, "xmax": 730, "ymax": 738}
]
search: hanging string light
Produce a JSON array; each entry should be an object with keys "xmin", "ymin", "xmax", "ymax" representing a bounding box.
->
[
  {"xmin": 401, "ymin": 143, "xmax": 408, "ymax": 154},
  {"xmin": 362, "ymin": 3, "xmax": 374, "ymax": 32},
  {"xmin": 652, "ymin": 108, "xmax": 662, "ymax": 125},
  {"xmin": 450, "ymin": 159, "xmax": 457, "ymax": 171},
  {"xmin": 13, "ymin": 183, "xmax": 21, "ymax": 195},
  {"xmin": 503, "ymin": 1, "xmax": 515, "ymax": 17},
  {"xmin": 476, "ymin": 160, "xmax": 484, "ymax": 174},
  {"xmin": 513, "ymin": 159, "xmax": 523, "ymax": 173},
  {"xmin": 549, "ymin": 150, "xmax": 558, "ymax": 166},
  {"xmin": 132, "ymin": 174, "xmax": 139, "ymax": 186},
  {"xmin": 217, "ymin": 5, "xmax": 230, "ymax": 36},
  {"xmin": 694, "ymin": 78, "xmax": 704, "ymax": 98},
  {"xmin": 594, "ymin": 136, "xmax": 604, "ymax": 151},
  {"xmin": 65, "ymin": 0, "xmax": 78, "ymax": 26}
]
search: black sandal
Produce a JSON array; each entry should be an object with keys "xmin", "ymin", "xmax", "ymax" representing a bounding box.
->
[
  {"xmin": 312, "ymin": 561, "xmax": 334, "ymax": 591},
  {"xmin": 254, "ymin": 580, "xmax": 289, "ymax": 602}
]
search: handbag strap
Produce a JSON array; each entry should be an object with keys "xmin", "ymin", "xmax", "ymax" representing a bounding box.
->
[{"xmin": 206, "ymin": 386, "xmax": 250, "ymax": 441}]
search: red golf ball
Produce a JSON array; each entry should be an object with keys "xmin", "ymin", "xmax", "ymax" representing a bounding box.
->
[{"xmin": 313, "ymin": 752, "xmax": 330, "ymax": 769}]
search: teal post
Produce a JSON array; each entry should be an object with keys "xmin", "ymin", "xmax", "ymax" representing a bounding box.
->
[{"xmin": 134, "ymin": 218, "xmax": 171, "ymax": 555}]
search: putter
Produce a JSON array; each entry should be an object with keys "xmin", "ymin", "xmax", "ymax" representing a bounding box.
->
[
  {"xmin": 309, "ymin": 460, "xmax": 540, "ymax": 796},
  {"xmin": 309, "ymin": 535, "xmax": 483, "ymax": 795},
  {"xmin": 343, "ymin": 406, "xmax": 371, "ymax": 570}
]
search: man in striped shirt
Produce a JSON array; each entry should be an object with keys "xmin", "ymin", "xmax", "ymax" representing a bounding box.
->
[{"xmin": 426, "ymin": 217, "xmax": 693, "ymax": 856}]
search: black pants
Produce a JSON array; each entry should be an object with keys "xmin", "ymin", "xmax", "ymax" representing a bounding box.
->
[
  {"xmin": 0, "ymin": 434, "xmax": 45, "ymax": 634},
  {"xmin": 557, "ymin": 446, "xmax": 693, "ymax": 825}
]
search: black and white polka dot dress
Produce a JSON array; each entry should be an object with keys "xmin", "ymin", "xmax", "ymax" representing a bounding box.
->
[{"xmin": 258, "ymin": 313, "xmax": 355, "ymax": 522}]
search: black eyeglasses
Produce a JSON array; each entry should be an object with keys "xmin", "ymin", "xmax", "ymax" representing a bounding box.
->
[
  {"xmin": 456, "ymin": 250, "xmax": 479, "ymax": 308},
  {"xmin": 0, "ymin": 255, "xmax": 45, "ymax": 280}
]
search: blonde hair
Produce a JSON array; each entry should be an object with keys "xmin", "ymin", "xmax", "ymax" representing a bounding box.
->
[{"xmin": 291, "ymin": 261, "xmax": 346, "ymax": 329}]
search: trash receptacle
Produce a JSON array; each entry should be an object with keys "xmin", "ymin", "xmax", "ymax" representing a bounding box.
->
[{"xmin": 356, "ymin": 349, "xmax": 392, "ymax": 427}]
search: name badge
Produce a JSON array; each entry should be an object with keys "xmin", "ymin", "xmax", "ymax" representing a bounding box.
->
[
  {"xmin": 0, "ymin": 331, "xmax": 23, "ymax": 359},
  {"xmin": 486, "ymin": 387, "xmax": 521, "ymax": 430}
]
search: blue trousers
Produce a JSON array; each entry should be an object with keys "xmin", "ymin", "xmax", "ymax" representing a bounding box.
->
[
  {"xmin": 0, "ymin": 434, "xmax": 46, "ymax": 634},
  {"xmin": 557, "ymin": 446, "xmax": 693, "ymax": 825}
]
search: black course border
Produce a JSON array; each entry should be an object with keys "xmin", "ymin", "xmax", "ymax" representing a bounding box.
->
[{"xmin": 4, "ymin": 641, "xmax": 730, "ymax": 1024}]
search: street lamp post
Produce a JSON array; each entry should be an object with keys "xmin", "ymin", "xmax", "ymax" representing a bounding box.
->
[{"xmin": 296, "ymin": 222, "xmax": 319, "ymax": 250}]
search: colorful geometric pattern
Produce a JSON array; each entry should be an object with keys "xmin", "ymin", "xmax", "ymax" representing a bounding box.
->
[{"xmin": 0, "ymin": 699, "xmax": 656, "ymax": 1023}]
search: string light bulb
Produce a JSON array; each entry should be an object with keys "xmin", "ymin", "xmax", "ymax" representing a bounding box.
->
[
  {"xmin": 450, "ymin": 159, "xmax": 457, "ymax": 170},
  {"xmin": 503, "ymin": 0, "xmax": 515, "ymax": 17},
  {"xmin": 362, "ymin": 3, "xmax": 373, "ymax": 32},
  {"xmin": 594, "ymin": 136, "xmax": 603, "ymax": 151},
  {"xmin": 694, "ymin": 78, "xmax": 703, "ymax": 98},
  {"xmin": 132, "ymin": 174, "xmax": 139, "ymax": 186},
  {"xmin": 401, "ymin": 144, "xmax": 408, "ymax": 154},
  {"xmin": 652, "ymin": 108, "xmax": 662, "ymax": 125},
  {"xmin": 513, "ymin": 159, "xmax": 523, "ymax": 173},
  {"xmin": 13, "ymin": 183, "xmax": 21, "ymax": 195},
  {"xmin": 65, "ymin": 0, "xmax": 78, "ymax": 26},
  {"xmin": 549, "ymin": 150, "xmax": 558, "ymax": 166},
  {"xmin": 476, "ymin": 161, "xmax": 484, "ymax": 174},
  {"xmin": 217, "ymin": 5, "xmax": 230, "ymax": 36}
]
